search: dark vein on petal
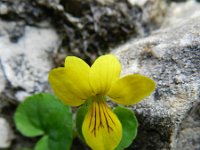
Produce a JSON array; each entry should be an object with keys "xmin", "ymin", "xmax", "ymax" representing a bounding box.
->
[
  {"xmin": 89, "ymin": 103, "xmax": 94, "ymax": 129},
  {"xmin": 102, "ymin": 103, "xmax": 113, "ymax": 133},
  {"xmin": 98, "ymin": 101, "xmax": 104, "ymax": 129},
  {"xmin": 103, "ymin": 104, "xmax": 116, "ymax": 126},
  {"xmin": 91, "ymin": 102, "xmax": 97, "ymax": 137}
]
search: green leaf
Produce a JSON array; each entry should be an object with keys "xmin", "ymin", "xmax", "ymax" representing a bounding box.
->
[
  {"xmin": 14, "ymin": 93, "xmax": 73, "ymax": 150},
  {"xmin": 35, "ymin": 136, "xmax": 49, "ymax": 150},
  {"xmin": 75, "ymin": 105, "xmax": 89, "ymax": 139},
  {"xmin": 113, "ymin": 106, "xmax": 138, "ymax": 150},
  {"xmin": 21, "ymin": 148, "xmax": 33, "ymax": 150}
]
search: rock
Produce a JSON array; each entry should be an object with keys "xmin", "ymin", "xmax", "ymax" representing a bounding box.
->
[
  {"xmin": 128, "ymin": 0, "xmax": 148, "ymax": 6},
  {"xmin": 0, "ymin": 20, "xmax": 61, "ymax": 102},
  {"xmin": 0, "ymin": 67, "xmax": 6, "ymax": 94},
  {"xmin": 176, "ymin": 103, "xmax": 200, "ymax": 150},
  {"xmin": 170, "ymin": 0, "xmax": 187, "ymax": 2},
  {"xmin": 0, "ymin": 0, "xmax": 168, "ymax": 62},
  {"xmin": 0, "ymin": 3, "xmax": 9, "ymax": 15},
  {"xmin": 0, "ymin": 68, "xmax": 7, "ymax": 111},
  {"xmin": 35, "ymin": 0, "xmax": 64, "ymax": 11},
  {"xmin": 0, "ymin": 117, "xmax": 14, "ymax": 148},
  {"xmin": 163, "ymin": 0, "xmax": 200, "ymax": 27},
  {"xmin": 59, "ymin": 0, "xmax": 168, "ymax": 62},
  {"xmin": 112, "ymin": 1, "xmax": 200, "ymax": 149}
]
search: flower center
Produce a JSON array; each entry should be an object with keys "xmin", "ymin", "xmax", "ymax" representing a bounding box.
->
[{"xmin": 88, "ymin": 95, "xmax": 116, "ymax": 137}]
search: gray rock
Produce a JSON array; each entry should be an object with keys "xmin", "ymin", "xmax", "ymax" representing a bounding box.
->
[
  {"xmin": 163, "ymin": 0, "xmax": 200, "ymax": 27},
  {"xmin": 59, "ymin": 0, "xmax": 168, "ymax": 61},
  {"xmin": 176, "ymin": 103, "xmax": 200, "ymax": 150},
  {"xmin": 0, "ymin": 117, "xmax": 14, "ymax": 148},
  {"xmin": 35, "ymin": 0, "xmax": 64, "ymax": 11},
  {"xmin": 0, "ymin": 3, "xmax": 9, "ymax": 15},
  {"xmin": 0, "ymin": 0, "xmax": 168, "ymax": 62},
  {"xmin": 113, "ymin": 1, "xmax": 200, "ymax": 149},
  {"xmin": 0, "ymin": 20, "xmax": 60, "ymax": 102},
  {"xmin": 0, "ymin": 68, "xmax": 7, "ymax": 111},
  {"xmin": 0, "ymin": 66, "xmax": 6, "ymax": 94}
]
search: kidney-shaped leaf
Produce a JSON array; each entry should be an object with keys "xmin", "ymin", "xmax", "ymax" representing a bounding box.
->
[
  {"xmin": 75, "ymin": 105, "xmax": 89, "ymax": 139},
  {"xmin": 113, "ymin": 106, "xmax": 138, "ymax": 150},
  {"xmin": 14, "ymin": 93, "xmax": 73, "ymax": 150}
]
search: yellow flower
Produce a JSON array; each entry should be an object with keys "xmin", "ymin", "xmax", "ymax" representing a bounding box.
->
[{"xmin": 48, "ymin": 54, "xmax": 155, "ymax": 150}]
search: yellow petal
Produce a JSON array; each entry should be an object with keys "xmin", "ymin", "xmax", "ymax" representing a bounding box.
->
[
  {"xmin": 108, "ymin": 74, "xmax": 156, "ymax": 105},
  {"xmin": 48, "ymin": 56, "xmax": 92, "ymax": 106},
  {"xmin": 89, "ymin": 55, "xmax": 121, "ymax": 95},
  {"xmin": 82, "ymin": 96, "xmax": 122, "ymax": 150}
]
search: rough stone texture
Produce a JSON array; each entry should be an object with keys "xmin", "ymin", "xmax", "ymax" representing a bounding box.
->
[
  {"xmin": 0, "ymin": 19, "xmax": 60, "ymax": 101},
  {"xmin": 0, "ymin": 0, "xmax": 168, "ymax": 63},
  {"xmin": 0, "ymin": 117, "xmax": 14, "ymax": 148},
  {"xmin": 0, "ymin": 68, "xmax": 7, "ymax": 113},
  {"xmin": 113, "ymin": 1, "xmax": 200, "ymax": 149},
  {"xmin": 0, "ymin": 66, "xmax": 6, "ymax": 94},
  {"xmin": 163, "ymin": 0, "xmax": 200, "ymax": 27},
  {"xmin": 59, "ymin": 0, "xmax": 168, "ymax": 61},
  {"xmin": 176, "ymin": 103, "xmax": 200, "ymax": 150}
]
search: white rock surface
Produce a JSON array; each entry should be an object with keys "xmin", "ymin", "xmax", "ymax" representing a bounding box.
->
[
  {"xmin": 0, "ymin": 4, "xmax": 9, "ymax": 15},
  {"xmin": 0, "ymin": 117, "xmax": 14, "ymax": 148},
  {"xmin": 0, "ymin": 67, "xmax": 6, "ymax": 94},
  {"xmin": 96, "ymin": 0, "xmax": 114, "ymax": 5},
  {"xmin": 0, "ymin": 20, "xmax": 61, "ymax": 101},
  {"xmin": 163, "ymin": 0, "xmax": 200, "ymax": 27},
  {"xmin": 127, "ymin": 0, "xmax": 148, "ymax": 6}
]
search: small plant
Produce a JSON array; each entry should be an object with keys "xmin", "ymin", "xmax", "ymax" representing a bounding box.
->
[
  {"xmin": 14, "ymin": 93, "xmax": 73, "ymax": 150},
  {"xmin": 15, "ymin": 54, "xmax": 156, "ymax": 150}
]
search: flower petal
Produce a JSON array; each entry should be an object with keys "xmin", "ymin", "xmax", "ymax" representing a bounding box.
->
[
  {"xmin": 48, "ymin": 56, "xmax": 92, "ymax": 106},
  {"xmin": 108, "ymin": 74, "xmax": 156, "ymax": 105},
  {"xmin": 89, "ymin": 54, "xmax": 121, "ymax": 95},
  {"xmin": 82, "ymin": 97, "xmax": 122, "ymax": 150}
]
